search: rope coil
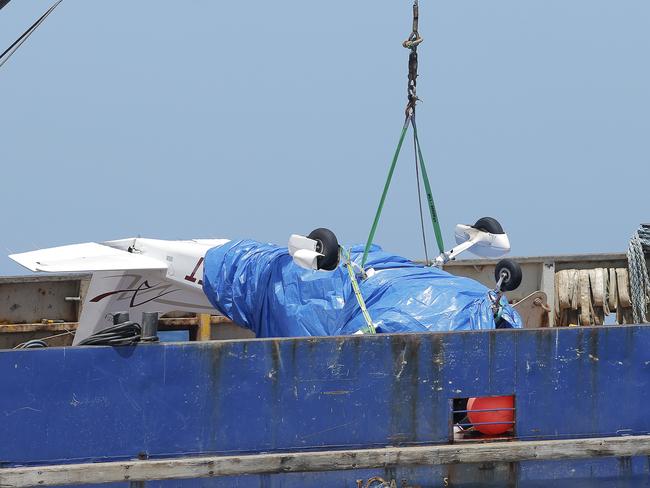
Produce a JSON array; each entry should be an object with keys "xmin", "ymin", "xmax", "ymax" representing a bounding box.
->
[{"xmin": 628, "ymin": 224, "xmax": 650, "ymax": 323}]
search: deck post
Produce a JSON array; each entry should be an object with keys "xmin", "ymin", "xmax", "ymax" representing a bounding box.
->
[
  {"xmin": 540, "ymin": 260, "xmax": 556, "ymax": 326},
  {"xmin": 141, "ymin": 312, "xmax": 159, "ymax": 342},
  {"xmin": 197, "ymin": 314, "xmax": 212, "ymax": 341}
]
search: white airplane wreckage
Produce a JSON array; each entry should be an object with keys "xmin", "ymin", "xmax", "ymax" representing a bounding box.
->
[
  {"xmin": 9, "ymin": 218, "xmax": 523, "ymax": 345},
  {"xmin": 4, "ymin": 1, "xmax": 524, "ymax": 346}
]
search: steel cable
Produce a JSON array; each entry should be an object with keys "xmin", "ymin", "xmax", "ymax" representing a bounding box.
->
[{"xmin": 0, "ymin": 0, "xmax": 64, "ymax": 69}]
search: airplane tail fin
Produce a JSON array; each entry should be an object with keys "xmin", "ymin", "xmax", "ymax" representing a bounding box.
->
[
  {"xmin": 76, "ymin": 269, "xmax": 174, "ymax": 344},
  {"xmin": 10, "ymin": 242, "xmax": 217, "ymax": 344}
]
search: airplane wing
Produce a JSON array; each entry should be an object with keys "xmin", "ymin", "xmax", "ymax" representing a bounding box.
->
[
  {"xmin": 0, "ymin": 1, "xmax": 11, "ymax": 11},
  {"xmin": 9, "ymin": 242, "xmax": 167, "ymax": 272}
]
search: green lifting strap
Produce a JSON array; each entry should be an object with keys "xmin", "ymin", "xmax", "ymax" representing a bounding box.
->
[
  {"xmin": 361, "ymin": 118, "xmax": 444, "ymax": 267},
  {"xmin": 362, "ymin": 0, "xmax": 444, "ymax": 268},
  {"xmin": 412, "ymin": 118, "xmax": 445, "ymax": 254},
  {"xmin": 361, "ymin": 119, "xmax": 410, "ymax": 267}
]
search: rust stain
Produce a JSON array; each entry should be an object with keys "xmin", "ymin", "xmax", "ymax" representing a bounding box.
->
[
  {"xmin": 389, "ymin": 334, "xmax": 421, "ymax": 445},
  {"xmin": 270, "ymin": 339, "xmax": 282, "ymax": 376},
  {"xmin": 205, "ymin": 341, "xmax": 225, "ymax": 448},
  {"xmin": 618, "ymin": 456, "xmax": 632, "ymax": 476}
]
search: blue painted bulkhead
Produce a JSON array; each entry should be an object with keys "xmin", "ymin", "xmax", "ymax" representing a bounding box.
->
[{"xmin": 1, "ymin": 325, "xmax": 650, "ymax": 487}]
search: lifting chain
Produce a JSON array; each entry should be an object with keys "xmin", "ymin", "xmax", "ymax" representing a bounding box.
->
[{"xmin": 403, "ymin": 0, "xmax": 422, "ymax": 118}]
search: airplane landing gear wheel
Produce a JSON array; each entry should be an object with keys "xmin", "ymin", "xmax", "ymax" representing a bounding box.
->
[
  {"xmin": 495, "ymin": 259, "xmax": 522, "ymax": 291},
  {"xmin": 307, "ymin": 228, "xmax": 340, "ymax": 271},
  {"xmin": 473, "ymin": 217, "xmax": 504, "ymax": 235}
]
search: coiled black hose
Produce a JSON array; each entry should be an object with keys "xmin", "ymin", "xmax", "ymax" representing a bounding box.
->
[{"xmin": 77, "ymin": 321, "xmax": 141, "ymax": 346}]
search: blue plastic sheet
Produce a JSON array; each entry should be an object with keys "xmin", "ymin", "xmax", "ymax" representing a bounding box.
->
[{"xmin": 202, "ymin": 240, "xmax": 522, "ymax": 338}]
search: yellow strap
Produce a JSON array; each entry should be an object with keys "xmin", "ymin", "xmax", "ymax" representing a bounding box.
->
[{"xmin": 344, "ymin": 249, "xmax": 375, "ymax": 334}]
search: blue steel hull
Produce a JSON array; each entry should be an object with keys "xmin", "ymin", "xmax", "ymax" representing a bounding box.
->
[{"xmin": 2, "ymin": 325, "xmax": 650, "ymax": 486}]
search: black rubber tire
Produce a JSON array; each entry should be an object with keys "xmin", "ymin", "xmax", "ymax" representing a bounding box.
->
[
  {"xmin": 307, "ymin": 228, "xmax": 340, "ymax": 271},
  {"xmin": 473, "ymin": 217, "xmax": 504, "ymax": 235},
  {"xmin": 495, "ymin": 259, "xmax": 523, "ymax": 291}
]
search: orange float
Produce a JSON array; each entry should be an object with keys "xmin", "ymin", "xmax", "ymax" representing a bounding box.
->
[{"xmin": 467, "ymin": 395, "xmax": 514, "ymax": 435}]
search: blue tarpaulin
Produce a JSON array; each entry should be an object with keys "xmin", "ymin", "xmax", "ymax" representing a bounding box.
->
[{"xmin": 202, "ymin": 240, "xmax": 522, "ymax": 338}]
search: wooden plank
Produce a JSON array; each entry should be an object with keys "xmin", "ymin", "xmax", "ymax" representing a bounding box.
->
[
  {"xmin": 0, "ymin": 322, "xmax": 78, "ymax": 334},
  {"xmin": 157, "ymin": 315, "xmax": 232, "ymax": 329},
  {"xmin": 0, "ymin": 317, "xmax": 234, "ymax": 334},
  {"xmin": 2, "ymin": 435, "xmax": 650, "ymax": 487},
  {"xmin": 0, "ymin": 274, "xmax": 90, "ymax": 285}
]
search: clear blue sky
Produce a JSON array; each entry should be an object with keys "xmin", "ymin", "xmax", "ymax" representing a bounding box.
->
[{"xmin": 0, "ymin": 1, "xmax": 648, "ymax": 275}]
